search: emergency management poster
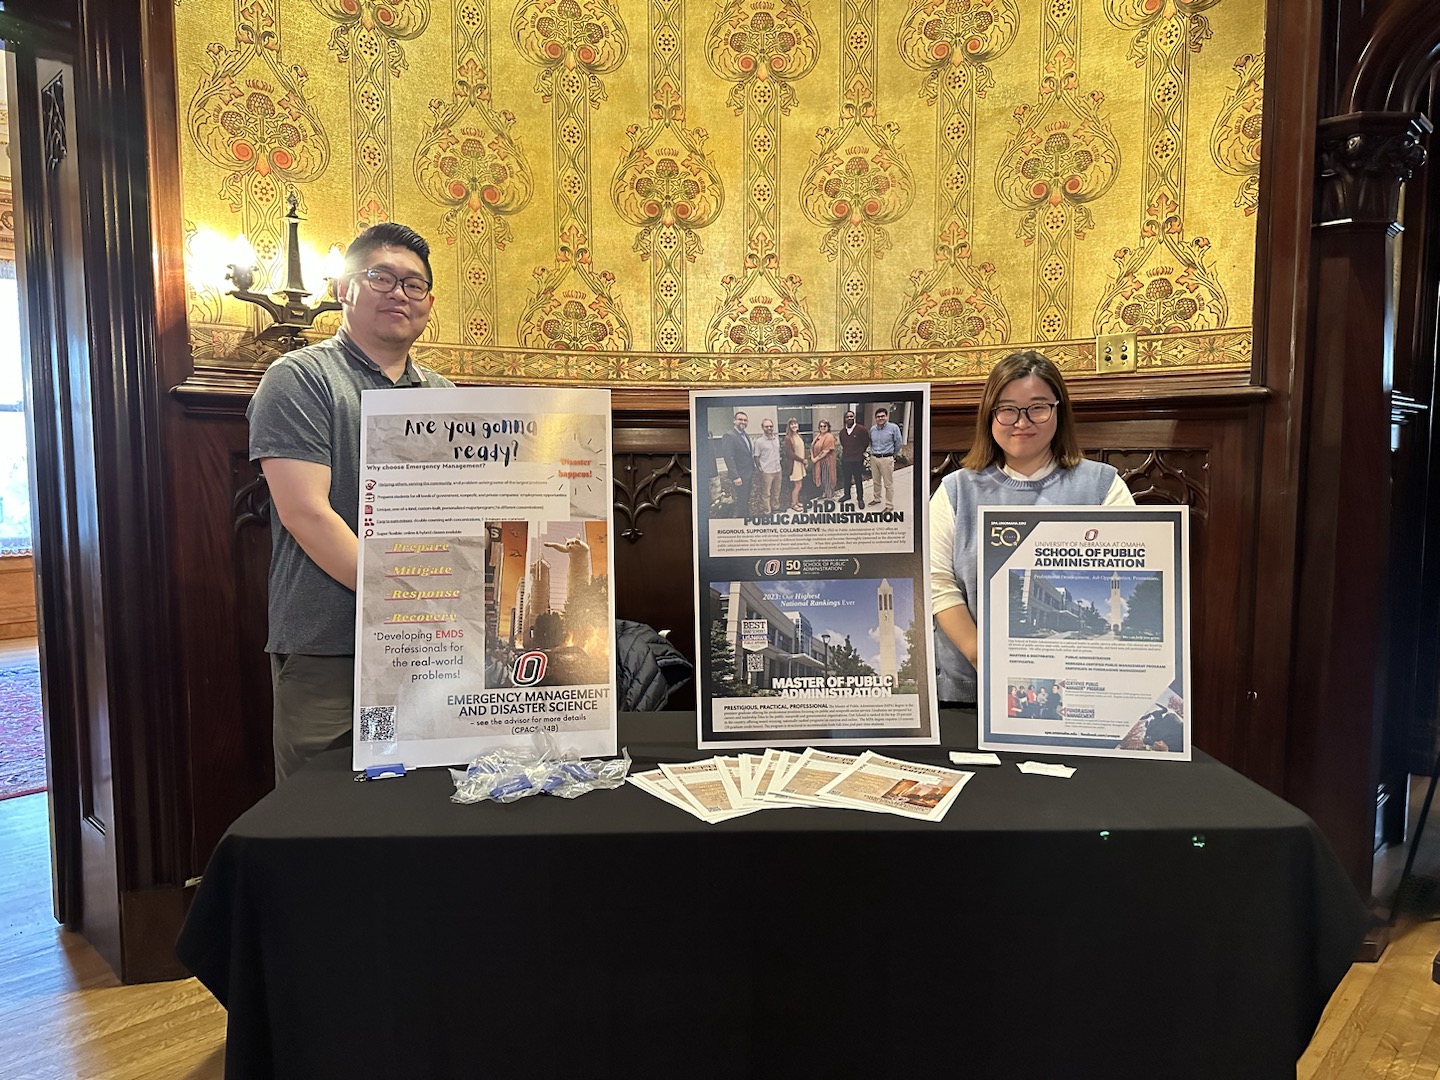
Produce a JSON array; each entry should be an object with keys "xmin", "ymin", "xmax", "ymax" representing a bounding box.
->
[
  {"xmin": 977, "ymin": 506, "xmax": 1191, "ymax": 760},
  {"xmin": 691, "ymin": 385, "xmax": 939, "ymax": 750},
  {"xmin": 353, "ymin": 386, "xmax": 616, "ymax": 769}
]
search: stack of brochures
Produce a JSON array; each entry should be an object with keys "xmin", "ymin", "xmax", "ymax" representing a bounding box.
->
[{"xmin": 628, "ymin": 748, "xmax": 974, "ymax": 824}]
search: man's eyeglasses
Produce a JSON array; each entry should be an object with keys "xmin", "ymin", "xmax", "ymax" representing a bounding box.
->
[
  {"xmin": 358, "ymin": 266, "xmax": 432, "ymax": 300},
  {"xmin": 992, "ymin": 402, "xmax": 1058, "ymax": 426}
]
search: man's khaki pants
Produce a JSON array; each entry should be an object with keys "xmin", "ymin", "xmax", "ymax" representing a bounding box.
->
[{"xmin": 870, "ymin": 456, "xmax": 895, "ymax": 508}]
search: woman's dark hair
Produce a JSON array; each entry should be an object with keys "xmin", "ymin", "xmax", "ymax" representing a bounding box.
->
[{"xmin": 961, "ymin": 350, "xmax": 1082, "ymax": 471}]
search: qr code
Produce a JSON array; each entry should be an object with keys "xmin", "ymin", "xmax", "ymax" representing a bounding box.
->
[{"xmin": 358, "ymin": 706, "xmax": 397, "ymax": 742}]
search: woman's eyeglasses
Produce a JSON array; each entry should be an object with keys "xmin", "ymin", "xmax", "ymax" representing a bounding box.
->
[{"xmin": 991, "ymin": 402, "xmax": 1058, "ymax": 426}]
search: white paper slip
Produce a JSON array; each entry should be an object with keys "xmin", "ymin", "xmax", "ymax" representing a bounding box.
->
[
  {"xmin": 949, "ymin": 751, "xmax": 1002, "ymax": 766},
  {"xmin": 1016, "ymin": 761, "xmax": 1077, "ymax": 778}
]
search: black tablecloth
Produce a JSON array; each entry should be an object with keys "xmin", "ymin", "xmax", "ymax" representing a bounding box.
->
[{"xmin": 177, "ymin": 711, "xmax": 1365, "ymax": 1080}]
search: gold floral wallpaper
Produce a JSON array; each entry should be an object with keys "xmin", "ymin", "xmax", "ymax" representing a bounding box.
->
[
  {"xmin": 1, "ymin": 96, "xmax": 12, "ymax": 265},
  {"xmin": 175, "ymin": 0, "xmax": 1263, "ymax": 384}
]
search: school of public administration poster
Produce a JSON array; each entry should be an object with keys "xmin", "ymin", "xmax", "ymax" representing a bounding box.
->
[
  {"xmin": 977, "ymin": 506, "xmax": 1191, "ymax": 760},
  {"xmin": 352, "ymin": 386, "xmax": 617, "ymax": 769},
  {"xmin": 691, "ymin": 385, "xmax": 939, "ymax": 750}
]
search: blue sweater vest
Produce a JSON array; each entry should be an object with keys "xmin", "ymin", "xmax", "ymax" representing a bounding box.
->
[{"xmin": 935, "ymin": 460, "xmax": 1117, "ymax": 702}]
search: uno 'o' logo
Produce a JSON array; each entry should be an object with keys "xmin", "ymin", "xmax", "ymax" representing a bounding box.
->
[
  {"xmin": 512, "ymin": 650, "xmax": 548, "ymax": 686},
  {"xmin": 761, "ymin": 558, "xmax": 781, "ymax": 577},
  {"xmin": 1084, "ymin": 529, "xmax": 1099, "ymax": 542}
]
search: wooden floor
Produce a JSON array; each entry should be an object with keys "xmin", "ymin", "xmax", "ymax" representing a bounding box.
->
[
  {"xmin": 3, "ymin": 622, "xmax": 1440, "ymax": 1077},
  {"xmin": 1299, "ymin": 787, "xmax": 1440, "ymax": 1080},
  {"xmin": 0, "ymin": 791, "xmax": 226, "ymax": 1079},
  {"xmin": 0, "ymin": 637, "xmax": 225, "ymax": 1079},
  {"xmin": 1301, "ymin": 911, "xmax": 1440, "ymax": 1079}
]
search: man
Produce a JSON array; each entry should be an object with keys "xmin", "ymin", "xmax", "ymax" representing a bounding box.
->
[
  {"xmin": 754, "ymin": 417, "xmax": 783, "ymax": 513},
  {"xmin": 719, "ymin": 411, "xmax": 757, "ymax": 518},
  {"xmin": 837, "ymin": 409, "xmax": 868, "ymax": 507},
  {"xmin": 868, "ymin": 406, "xmax": 903, "ymax": 511},
  {"xmin": 247, "ymin": 222, "xmax": 453, "ymax": 782}
]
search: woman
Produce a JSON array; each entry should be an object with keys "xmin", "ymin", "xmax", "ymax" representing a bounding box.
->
[
  {"xmin": 782, "ymin": 417, "xmax": 807, "ymax": 511},
  {"xmin": 931, "ymin": 350, "xmax": 1134, "ymax": 703},
  {"xmin": 810, "ymin": 419, "xmax": 838, "ymax": 500}
]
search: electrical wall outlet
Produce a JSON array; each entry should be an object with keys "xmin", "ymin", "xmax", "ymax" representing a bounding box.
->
[{"xmin": 1095, "ymin": 332, "xmax": 1138, "ymax": 373}]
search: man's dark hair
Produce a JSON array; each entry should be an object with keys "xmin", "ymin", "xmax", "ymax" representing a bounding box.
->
[{"xmin": 344, "ymin": 222, "xmax": 434, "ymax": 284}]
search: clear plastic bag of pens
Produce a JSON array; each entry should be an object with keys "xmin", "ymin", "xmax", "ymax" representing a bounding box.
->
[{"xmin": 449, "ymin": 735, "xmax": 631, "ymax": 804}]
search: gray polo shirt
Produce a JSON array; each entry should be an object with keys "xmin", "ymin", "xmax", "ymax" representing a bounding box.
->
[
  {"xmin": 754, "ymin": 432, "xmax": 781, "ymax": 474},
  {"xmin": 247, "ymin": 330, "xmax": 453, "ymax": 655}
]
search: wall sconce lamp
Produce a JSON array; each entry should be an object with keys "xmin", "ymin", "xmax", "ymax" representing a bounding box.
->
[{"xmin": 226, "ymin": 192, "xmax": 343, "ymax": 353}]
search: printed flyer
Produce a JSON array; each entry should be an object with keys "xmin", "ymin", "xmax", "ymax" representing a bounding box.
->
[
  {"xmin": 816, "ymin": 751, "xmax": 973, "ymax": 822},
  {"xmin": 976, "ymin": 506, "xmax": 1190, "ymax": 760},
  {"xmin": 691, "ymin": 385, "xmax": 939, "ymax": 750},
  {"xmin": 352, "ymin": 386, "xmax": 616, "ymax": 769}
]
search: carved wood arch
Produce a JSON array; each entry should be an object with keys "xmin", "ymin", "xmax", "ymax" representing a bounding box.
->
[{"xmin": 1344, "ymin": 0, "xmax": 1440, "ymax": 113}]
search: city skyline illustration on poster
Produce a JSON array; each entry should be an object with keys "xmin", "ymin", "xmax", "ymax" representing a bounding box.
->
[
  {"xmin": 690, "ymin": 384, "xmax": 939, "ymax": 749},
  {"xmin": 352, "ymin": 386, "xmax": 617, "ymax": 769},
  {"xmin": 976, "ymin": 506, "xmax": 1191, "ymax": 760}
]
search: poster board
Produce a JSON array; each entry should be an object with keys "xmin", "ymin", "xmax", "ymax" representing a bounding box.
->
[
  {"xmin": 353, "ymin": 386, "xmax": 617, "ymax": 769},
  {"xmin": 691, "ymin": 385, "xmax": 938, "ymax": 750},
  {"xmin": 976, "ymin": 506, "xmax": 1191, "ymax": 760}
]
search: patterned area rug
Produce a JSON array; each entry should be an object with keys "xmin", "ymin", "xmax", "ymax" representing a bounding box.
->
[{"xmin": 0, "ymin": 662, "xmax": 46, "ymax": 800}]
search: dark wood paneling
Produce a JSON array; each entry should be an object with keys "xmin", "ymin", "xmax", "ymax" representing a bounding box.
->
[
  {"xmin": 74, "ymin": 0, "xmax": 189, "ymax": 890},
  {"xmin": 1386, "ymin": 71, "xmax": 1440, "ymax": 781},
  {"xmin": 69, "ymin": 0, "xmax": 196, "ymax": 978},
  {"xmin": 1285, "ymin": 109, "xmax": 1432, "ymax": 896},
  {"xmin": 174, "ymin": 418, "xmax": 276, "ymax": 867},
  {"xmin": 1252, "ymin": 0, "xmax": 1328, "ymax": 857},
  {"xmin": 11, "ymin": 38, "xmax": 82, "ymax": 939},
  {"xmin": 1390, "ymin": 71, "xmax": 1440, "ymax": 779},
  {"xmin": 1289, "ymin": 219, "xmax": 1396, "ymax": 895},
  {"xmin": 15, "ymin": 44, "xmax": 126, "ymax": 971},
  {"xmin": 613, "ymin": 451, "xmax": 696, "ymax": 649}
]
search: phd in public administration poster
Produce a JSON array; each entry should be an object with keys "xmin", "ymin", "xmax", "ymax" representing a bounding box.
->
[{"xmin": 690, "ymin": 385, "xmax": 939, "ymax": 750}]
